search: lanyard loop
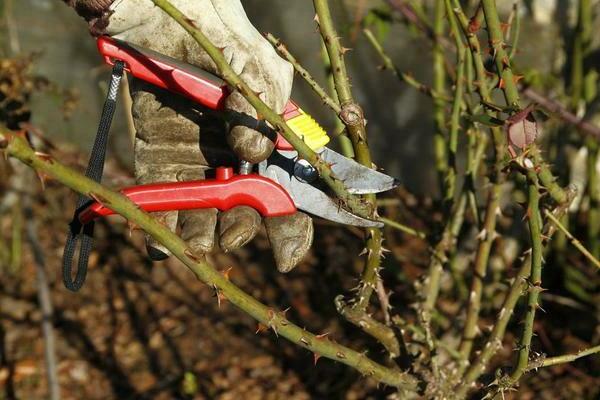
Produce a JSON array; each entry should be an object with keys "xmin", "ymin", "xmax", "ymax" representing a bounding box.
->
[{"xmin": 62, "ymin": 60, "xmax": 125, "ymax": 292}]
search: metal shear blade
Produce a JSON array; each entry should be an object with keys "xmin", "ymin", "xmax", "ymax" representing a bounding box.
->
[
  {"xmin": 259, "ymin": 150, "xmax": 385, "ymax": 227},
  {"xmin": 318, "ymin": 147, "xmax": 400, "ymax": 194}
]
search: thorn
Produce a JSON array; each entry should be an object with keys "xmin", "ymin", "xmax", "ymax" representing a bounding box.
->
[
  {"xmin": 183, "ymin": 17, "xmax": 198, "ymax": 28},
  {"xmin": 36, "ymin": 170, "xmax": 51, "ymax": 190},
  {"xmin": 502, "ymin": 56, "xmax": 510, "ymax": 67},
  {"xmin": 535, "ymin": 303, "xmax": 547, "ymax": 313},
  {"xmin": 89, "ymin": 192, "xmax": 110, "ymax": 206},
  {"xmin": 265, "ymin": 308, "xmax": 279, "ymax": 336},
  {"xmin": 313, "ymin": 14, "xmax": 320, "ymax": 24},
  {"xmin": 184, "ymin": 248, "xmax": 202, "ymax": 263},
  {"xmin": 255, "ymin": 323, "xmax": 268, "ymax": 334},
  {"xmin": 340, "ymin": 47, "xmax": 352, "ymax": 55},
  {"xmin": 516, "ymin": 200, "xmax": 528, "ymax": 210},
  {"xmin": 278, "ymin": 307, "xmax": 291, "ymax": 326},
  {"xmin": 523, "ymin": 206, "xmax": 532, "ymax": 221},
  {"xmin": 127, "ymin": 220, "xmax": 140, "ymax": 237},
  {"xmin": 313, "ymin": 353, "xmax": 322, "ymax": 365},
  {"xmin": 0, "ymin": 134, "xmax": 8, "ymax": 150},
  {"xmin": 217, "ymin": 292, "xmax": 227, "ymax": 307},
  {"xmin": 300, "ymin": 336, "xmax": 311, "ymax": 346},
  {"xmin": 221, "ymin": 267, "xmax": 233, "ymax": 281},
  {"xmin": 212, "ymin": 284, "xmax": 225, "ymax": 308},
  {"xmin": 496, "ymin": 206, "xmax": 504, "ymax": 217},
  {"xmin": 315, "ymin": 332, "xmax": 330, "ymax": 341},
  {"xmin": 34, "ymin": 151, "xmax": 54, "ymax": 163},
  {"xmin": 476, "ymin": 228, "xmax": 488, "ymax": 241},
  {"xmin": 498, "ymin": 78, "xmax": 506, "ymax": 89},
  {"xmin": 468, "ymin": 16, "xmax": 481, "ymax": 33},
  {"xmin": 336, "ymin": 351, "xmax": 347, "ymax": 359},
  {"xmin": 513, "ymin": 74, "xmax": 525, "ymax": 84},
  {"xmin": 211, "ymin": 284, "xmax": 227, "ymax": 307}
]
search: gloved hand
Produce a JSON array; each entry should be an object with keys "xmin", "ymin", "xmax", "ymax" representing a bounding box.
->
[{"xmin": 64, "ymin": 0, "xmax": 313, "ymax": 272}]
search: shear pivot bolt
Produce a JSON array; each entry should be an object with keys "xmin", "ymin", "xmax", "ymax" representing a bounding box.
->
[{"xmin": 294, "ymin": 160, "xmax": 318, "ymax": 183}]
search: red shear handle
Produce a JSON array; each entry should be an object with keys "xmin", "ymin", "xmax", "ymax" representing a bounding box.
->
[
  {"xmin": 78, "ymin": 168, "xmax": 297, "ymax": 224},
  {"xmin": 98, "ymin": 36, "xmax": 228, "ymax": 110},
  {"xmin": 97, "ymin": 36, "xmax": 298, "ymax": 150}
]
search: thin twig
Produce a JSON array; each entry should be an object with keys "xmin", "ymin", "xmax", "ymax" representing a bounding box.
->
[
  {"xmin": 507, "ymin": 3, "xmax": 520, "ymax": 60},
  {"xmin": 10, "ymin": 200, "xmax": 22, "ymax": 274},
  {"xmin": 265, "ymin": 33, "xmax": 342, "ymax": 115},
  {"xmin": 375, "ymin": 279, "xmax": 392, "ymax": 325},
  {"xmin": 380, "ymin": 216, "xmax": 426, "ymax": 239},
  {"xmin": 335, "ymin": 295, "xmax": 400, "ymax": 357},
  {"xmin": 4, "ymin": 0, "xmax": 21, "ymax": 55},
  {"xmin": 522, "ymin": 87, "xmax": 600, "ymax": 140},
  {"xmin": 545, "ymin": 209, "xmax": 600, "ymax": 270},
  {"xmin": 319, "ymin": 41, "xmax": 354, "ymax": 157},
  {"xmin": 24, "ymin": 192, "xmax": 60, "ymax": 400},
  {"xmin": 419, "ymin": 0, "xmax": 453, "ymax": 326},
  {"xmin": 531, "ymin": 345, "xmax": 600, "ymax": 369},
  {"xmin": 386, "ymin": 0, "xmax": 449, "ymax": 47},
  {"xmin": 432, "ymin": 0, "xmax": 449, "ymax": 196},
  {"xmin": 362, "ymin": 29, "xmax": 451, "ymax": 102},
  {"xmin": 444, "ymin": 0, "xmax": 467, "ymax": 210}
]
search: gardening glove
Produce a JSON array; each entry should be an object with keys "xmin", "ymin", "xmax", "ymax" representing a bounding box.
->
[{"xmin": 64, "ymin": 0, "xmax": 314, "ymax": 272}]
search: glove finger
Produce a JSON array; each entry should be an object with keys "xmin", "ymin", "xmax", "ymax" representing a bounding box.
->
[
  {"xmin": 176, "ymin": 167, "xmax": 218, "ymax": 255},
  {"xmin": 145, "ymin": 211, "xmax": 178, "ymax": 261},
  {"xmin": 218, "ymin": 206, "xmax": 262, "ymax": 251},
  {"xmin": 179, "ymin": 209, "xmax": 218, "ymax": 254},
  {"xmin": 224, "ymin": 91, "xmax": 275, "ymax": 164},
  {"xmin": 264, "ymin": 212, "xmax": 314, "ymax": 273},
  {"xmin": 136, "ymin": 164, "xmax": 182, "ymax": 260}
]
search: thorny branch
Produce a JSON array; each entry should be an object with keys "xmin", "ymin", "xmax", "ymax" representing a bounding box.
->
[
  {"xmin": 0, "ymin": 128, "xmax": 419, "ymax": 391},
  {"xmin": 312, "ymin": 0, "xmax": 396, "ymax": 356}
]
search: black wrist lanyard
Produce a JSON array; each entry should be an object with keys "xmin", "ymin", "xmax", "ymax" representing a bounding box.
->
[{"xmin": 62, "ymin": 61, "xmax": 125, "ymax": 292}]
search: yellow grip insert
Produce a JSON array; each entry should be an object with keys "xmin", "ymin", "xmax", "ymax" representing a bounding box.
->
[{"xmin": 286, "ymin": 109, "xmax": 330, "ymax": 151}]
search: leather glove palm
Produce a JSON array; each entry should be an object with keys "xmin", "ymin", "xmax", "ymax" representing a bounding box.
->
[{"xmin": 65, "ymin": 0, "xmax": 313, "ymax": 272}]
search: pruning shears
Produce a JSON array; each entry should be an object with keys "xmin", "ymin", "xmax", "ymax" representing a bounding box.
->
[{"xmin": 81, "ymin": 37, "xmax": 400, "ymax": 228}]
